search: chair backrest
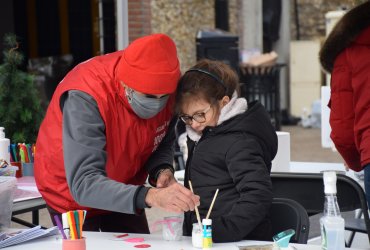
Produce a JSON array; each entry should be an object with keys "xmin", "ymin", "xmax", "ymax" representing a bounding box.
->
[
  {"xmin": 270, "ymin": 172, "xmax": 370, "ymax": 243},
  {"xmin": 270, "ymin": 197, "xmax": 310, "ymax": 244}
]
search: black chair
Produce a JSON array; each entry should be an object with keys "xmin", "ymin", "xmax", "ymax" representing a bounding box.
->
[
  {"xmin": 271, "ymin": 198, "xmax": 310, "ymax": 244},
  {"xmin": 271, "ymin": 172, "xmax": 370, "ymax": 246}
]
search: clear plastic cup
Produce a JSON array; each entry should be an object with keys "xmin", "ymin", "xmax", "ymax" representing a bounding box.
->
[{"xmin": 162, "ymin": 215, "xmax": 183, "ymax": 241}]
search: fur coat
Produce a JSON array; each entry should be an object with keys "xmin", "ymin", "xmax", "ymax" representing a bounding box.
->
[{"xmin": 319, "ymin": 1, "xmax": 370, "ymax": 171}]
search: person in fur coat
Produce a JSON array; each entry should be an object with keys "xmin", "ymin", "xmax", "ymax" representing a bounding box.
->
[{"xmin": 319, "ymin": 0, "xmax": 370, "ymax": 207}]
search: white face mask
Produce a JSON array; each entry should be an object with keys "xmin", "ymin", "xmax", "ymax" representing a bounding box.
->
[{"xmin": 125, "ymin": 87, "xmax": 169, "ymax": 119}]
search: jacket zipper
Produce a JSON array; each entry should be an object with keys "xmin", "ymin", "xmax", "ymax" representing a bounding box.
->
[
  {"xmin": 186, "ymin": 128, "xmax": 213, "ymax": 184},
  {"xmin": 186, "ymin": 141, "xmax": 198, "ymax": 182}
]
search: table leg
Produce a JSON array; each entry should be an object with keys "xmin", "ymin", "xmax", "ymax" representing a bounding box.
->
[{"xmin": 32, "ymin": 210, "xmax": 39, "ymax": 225}]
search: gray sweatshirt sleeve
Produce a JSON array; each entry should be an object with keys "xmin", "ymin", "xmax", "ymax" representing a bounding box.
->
[{"xmin": 61, "ymin": 90, "xmax": 149, "ymax": 213}]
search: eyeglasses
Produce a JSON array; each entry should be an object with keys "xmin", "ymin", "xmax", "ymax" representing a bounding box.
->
[{"xmin": 179, "ymin": 106, "xmax": 211, "ymax": 125}]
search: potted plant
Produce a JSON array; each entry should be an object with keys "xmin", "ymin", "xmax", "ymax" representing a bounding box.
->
[{"xmin": 0, "ymin": 33, "xmax": 44, "ymax": 143}]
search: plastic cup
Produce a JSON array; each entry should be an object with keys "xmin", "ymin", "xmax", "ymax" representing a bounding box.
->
[
  {"xmin": 10, "ymin": 162, "xmax": 22, "ymax": 177},
  {"xmin": 62, "ymin": 238, "xmax": 86, "ymax": 250},
  {"xmin": 162, "ymin": 215, "xmax": 183, "ymax": 241},
  {"xmin": 0, "ymin": 177, "xmax": 17, "ymax": 229}
]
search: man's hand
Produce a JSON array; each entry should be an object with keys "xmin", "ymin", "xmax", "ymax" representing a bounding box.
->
[
  {"xmin": 156, "ymin": 169, "xmax": 177, "ymax": 188},
  {"xmin": 145, "ymin": 183, "xmax": 200, "ymax": 213}
]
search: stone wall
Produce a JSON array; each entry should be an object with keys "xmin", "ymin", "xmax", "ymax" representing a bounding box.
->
[
  {"xmin": 290, "ymin": 0, "xmax": 358, "ymax": 40},
  {"xmin": 228, "ymin": 0, "xmax": 239, "ymax": 35},
  {"xmin": 131, "ymin": 0, "xmax": 365, "ymax": 72},
  {"xmin": 151, "ymin": 0, "xmax": 214, "ymax": 72}
]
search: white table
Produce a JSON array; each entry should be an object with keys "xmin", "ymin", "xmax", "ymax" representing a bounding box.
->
[
  {"xmin": 283, "ymin": 161, "xmax": 362, "ymax": 188},
  {"xmin": 12, "ymin": 177, "xmax": 46, "ymax": 228},
  {"xmin": 3, "ymin": 231, "xmax": 367, "ymax": 250},
  {"xmin": 287, "ymin": 161, "xmax": 349, "ymax": 174},
  {"xmin": 175, "ymin": 161, "xmax": 360, "ymax": 184}
]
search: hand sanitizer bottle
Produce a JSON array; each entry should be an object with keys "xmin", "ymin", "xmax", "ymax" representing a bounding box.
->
[
  {"xmin": 320, "ymin": 171, "xmax": 345, "ymax": 250},
  {"xmin": 0, "ymin": 127, "xmax": 10, "ymax": 164}
]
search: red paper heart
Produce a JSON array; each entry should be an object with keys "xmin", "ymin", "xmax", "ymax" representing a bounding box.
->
[{"xmin": 134, "ymin": 244, "xmax": 151, "ymax": 248}]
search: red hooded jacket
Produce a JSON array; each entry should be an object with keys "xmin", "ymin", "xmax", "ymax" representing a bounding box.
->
[{"xmin": 320, "ymin": 4, "xmax": 370, "ymax": 171}]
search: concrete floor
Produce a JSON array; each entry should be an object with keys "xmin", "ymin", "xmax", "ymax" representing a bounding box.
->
[
  {"xmin": 11, "ymin": 126, "xmax": 370, "ymax": 249},
  {"xmin": 285, "ymin": 125, "xmax": 342, "ymax": 163}
]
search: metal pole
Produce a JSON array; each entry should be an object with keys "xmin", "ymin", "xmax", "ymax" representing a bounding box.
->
[
  {"xmin": 116, "ymin": 0, "xmax": 129, "ymax": 50},
  {"xmin": 98, "ymin": 0, "xmax": 104, "ymax": 54}
]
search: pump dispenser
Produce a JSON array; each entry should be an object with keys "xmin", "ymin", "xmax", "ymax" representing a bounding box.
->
[
  {"xmin": 0, "ymin": 127, "xmax": 10, "ymax": 164},
  {"xmin": 320, "ymin": 171, "xmax": 345, "ymax": 250}
]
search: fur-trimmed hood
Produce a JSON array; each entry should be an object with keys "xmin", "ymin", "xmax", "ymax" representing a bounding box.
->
[{"xmin": 319, "ymin": 1, "xmax": 370, "ymax": 73}]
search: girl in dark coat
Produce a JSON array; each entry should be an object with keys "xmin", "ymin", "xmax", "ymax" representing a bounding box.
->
[{"xmin": 175, "ymin": 59, "xmax": 278, "ymax": 242}]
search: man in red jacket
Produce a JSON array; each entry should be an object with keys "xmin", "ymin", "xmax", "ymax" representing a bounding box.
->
[
  {"xmin": 320, "ymin": 1, "xmax": 370, "ymax": 208},
  {"xmin": 35, "ymin": 33, "xmax": 199, "ymax": 233}
]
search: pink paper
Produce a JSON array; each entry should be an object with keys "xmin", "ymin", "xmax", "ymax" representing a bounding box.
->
[
  {"xmin": 124, "ymin": 238, "xmax": 145, "ymax": 243},
  {"xmin": 115, "ymin": 233, "xmax": 129, "ymax": 238},
  {"xmin": 134, "ymin": 244, "xmax": 151, "ymax": 248}
]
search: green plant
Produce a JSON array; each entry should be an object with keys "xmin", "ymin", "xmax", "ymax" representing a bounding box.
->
[{"xmin": 0, "ymin": 33, "xmax": 44, "ymax": 143}]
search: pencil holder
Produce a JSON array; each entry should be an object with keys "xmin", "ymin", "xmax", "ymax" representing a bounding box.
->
[
  {"xmin": 62, "ymin": 238, "xmax": 86, "ymax": 250},
  {"xmin": 22, "ymin": 162, "xmax": 34, "ymax": 176},
  {"xmin": 10, "ymin": 162, "xmax": 22, "ymax": 178}
]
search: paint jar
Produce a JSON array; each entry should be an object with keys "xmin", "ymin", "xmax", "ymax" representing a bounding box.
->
[
  {"xmin": 192, "ymin": 223, "xmax": 203, "ymax": 248},
  {"xmin": 162, "ymin": 215, "xmax": 183, "ymax": 241},
  {"xmin": 202, "ymin": 219, "xmax": 212, "ymax": 248}
]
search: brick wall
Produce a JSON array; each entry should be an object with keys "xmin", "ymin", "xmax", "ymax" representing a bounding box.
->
[{"xmin": 128, "ymin": 0, "xmax": 151, "ymax": 43}]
